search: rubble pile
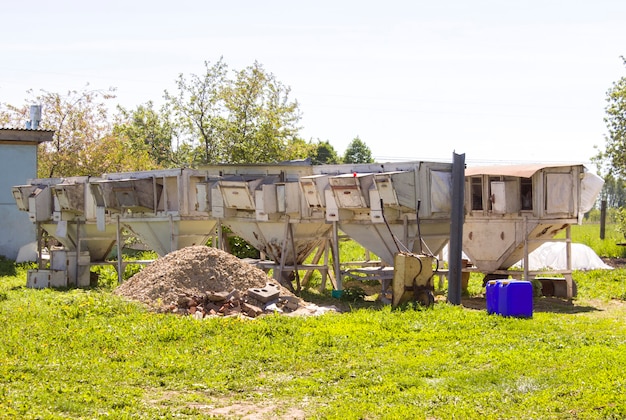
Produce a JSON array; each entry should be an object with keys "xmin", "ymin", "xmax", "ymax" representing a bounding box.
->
[{"xmin": 113, "ymin": 245, "xmax": 305, "ymax": 318}]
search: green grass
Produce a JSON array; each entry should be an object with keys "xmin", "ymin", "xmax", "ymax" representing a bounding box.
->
[
  {"xmin": 1, "ymin": 224, "xmax": 626, "ymax": 418},
  {"xmin": 1, "ymin": 279, "xmax": 625, "ymax": 419},
  {"xmin": 556, "ymin": 222, "xmax": 626, "ymax": 258}
]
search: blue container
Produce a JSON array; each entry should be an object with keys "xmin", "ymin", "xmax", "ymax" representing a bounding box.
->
[
  {"xmin": 485, "ymin": 280, "xmax": 502, "ymax": 315},
  {"xmin": 497, "ymin": 280, "xmax": 533, "ymax": 318}
]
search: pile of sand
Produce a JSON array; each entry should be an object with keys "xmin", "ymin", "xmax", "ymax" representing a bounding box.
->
[{"xmin": 113, "ymin": 245, "xmax": 299, "ymax": 316}]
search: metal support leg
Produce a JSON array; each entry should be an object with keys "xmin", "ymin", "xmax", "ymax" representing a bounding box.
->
[
  {"xmin": 332, "ymin": 221, "xmax": 342, "ymax": 290},
  {"xmin": 116, "ymin": 215, "xmax": 123, "ymax": 284}
]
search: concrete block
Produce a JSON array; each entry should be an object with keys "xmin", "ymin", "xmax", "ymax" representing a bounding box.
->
[{"xmin": 247, "ymin": 283, "xmax": 280, "ymax": 303}]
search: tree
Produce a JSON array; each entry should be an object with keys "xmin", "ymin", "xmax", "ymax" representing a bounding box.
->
[
  {"xmin": 282, "ymin": 138, "xmax": 317, "ymax": 162},
  {"xmin": 311, "ymin": 139, "xmax": 341, "ymax": 165},
  {"xmin": 114, "ymin": 101, "xmax": 176, "ymax": 167},
  {"xmin": 1, "ymin": 87, "xmax": 158, "ymax": 177},
  {"xmin": 599, "ymin": 57, "xmax": 626, "ymax": 178},
  {"xmin": 164, "ymin": 59, "xmax": 303, "ymax": 165},
  {"xmin": 222, "ymin": 61, "xmax": 302, "ymax": 163},
  {"xmin": 163, "ymin": 58, "xmax": 228, "ymax": 165},
  {"xmin": 600, "ymin": 173, "xmax": 626, "ymax": 208},
  {"xmin": 343, "ymin": 136, "xmax": 374, "ymax": 164}
]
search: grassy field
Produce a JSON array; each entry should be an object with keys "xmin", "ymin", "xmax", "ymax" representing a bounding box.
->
[{"xmin": 1, "ymin": 224, "xmax": 625, "ymax": 419}]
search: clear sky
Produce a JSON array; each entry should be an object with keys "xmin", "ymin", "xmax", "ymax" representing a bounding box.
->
[{"xmin": 1, "ymin": 0, "xmax": 625, "ymax": 166}]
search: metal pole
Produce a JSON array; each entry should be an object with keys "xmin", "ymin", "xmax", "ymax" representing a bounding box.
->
[
  {"xmin": 332, "ymin": 221, "xmax": 342, "ymax": 290},
  {"xmin": 447, "ymin": 152, "xmax": 465, "ymax": 305},
  {"xmin": 75, "ymin": 218, "xmax": 80, "ymax": 287},
  {"xmin": 36, "ymin": 222, "xmax": 43, "ymax": 269},
  {"xmin": 523, "ymin": 216, "xmax": 529, "ymax": 281},
  {"xmin": 116, "ymin": 214, "xmax": 123, "ymax": 284}
]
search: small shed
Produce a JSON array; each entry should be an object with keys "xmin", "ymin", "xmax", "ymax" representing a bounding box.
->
[{"xmin": 0, "ymin": 128, "xmax": 53, "ymax": 259}]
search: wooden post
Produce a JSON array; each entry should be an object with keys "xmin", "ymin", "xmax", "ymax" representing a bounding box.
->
[{"xmin": 600, "ymin": 199, "xmax": 607, "ymax": 240}]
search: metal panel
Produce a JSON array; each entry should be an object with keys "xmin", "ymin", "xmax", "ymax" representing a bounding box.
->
[
  {"xmin": 300, "ymin": 174, "xmax": 329, "ymax": 208},
  {"xmin": 12, "ymin": 185, "xmax": 35, "ymax": 211},
  {"xmin": 373, "ymin": 172, "xmax": 400, "ymax": 206},
  {"xmin": 28, "ymin": 186, "xmax": 52, "ymax": 222},
  {"xmin": 195, "ymin": 182, "xmax": 210, "ymax": 212},
  {"xmin": 278, "ymin": 182, "xmax": 301, "ymax": 214},
  {"xmin": 219, "ymin": 181, "xmax": 256, "ymax": 210},
  {"xmin": 430, "ymin": 170, "xmax": 452, "ymax": 213},
  {"xmin": 329, "ymin": 173, "xmax": 373, "ymax": 208},
  {"xmin": 546, "ymin": 173, "xmax": 573, "ymax": 214},
  {"xmin": 255, "ymin": 185, "xmax": 277, "ymax": 221},
  {"xmin": 325, "ymin": 189, "xmax": 339, "ymax": 221},
  {"xmin": 53, "ymin": 183, "xmax": 85, "ymax": 213}
]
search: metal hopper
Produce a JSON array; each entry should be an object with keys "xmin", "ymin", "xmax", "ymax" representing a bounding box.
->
[
  {"xmin": 463, "ymin": 163, "xmax": 604, "ymax": 297},
  {"xmin": 12, "ymin": 176, "xmax": 119, "ymax": 262},
  {"xmin": 91, "ymin": 168, "xmax": 219, "ymax": 256},
  {"xmin": 208, "ymin": 163, "xmax": 334, "ymax": 283},
  {"xmin": 319, "ymin": 161, "xmax": 454, "ymax": 266},
  {"xmin": 12, "ymin": 176, "xmax": 120, "ymax": 287}
]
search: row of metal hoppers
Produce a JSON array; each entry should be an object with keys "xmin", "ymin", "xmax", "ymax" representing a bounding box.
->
[{"xmin": 12, "ymin": 158, "xmax": 602, "ymax": 308}]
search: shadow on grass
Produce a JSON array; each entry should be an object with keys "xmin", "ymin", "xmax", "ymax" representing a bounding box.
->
[
  {"xmin": 0, "ymin": 257, "xmax": 17, "ymax": 277},
  {"xmin": 300, "ymin": 287, "xmax": 604, "ymax": 315},
  {"xmin": 461, "ymin": 296, "xmax": 602, "ymax": 314}
]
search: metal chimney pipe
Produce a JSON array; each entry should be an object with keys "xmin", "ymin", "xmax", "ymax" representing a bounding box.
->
[{"xmin": 29, "ymin": 105, "xmax": 42, "ymax": 129}]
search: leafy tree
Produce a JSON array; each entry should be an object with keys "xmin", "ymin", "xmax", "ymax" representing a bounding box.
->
[
  {"xmin": 163, "ymin": 58, "xmax": 228, "ymax": 165},
  {"xmin": 600, "ymin": 173, "xmax": 626, "ymax": 208},
  {"xmin": 343, "ymin": 136, "xmax": 374, "ymax": 164},
  {"xmin": 114, "ymin": 101, "xmax": 176, "ymax": 167},
  {"xmin": 222, "ymin": 61, "xmax": 302, "ymax": 163},
  {"xmin": 598, "ymin": 58, "xmax": 626, "ymax": 236},
  {"xmin": 2, "ymin": 87, "xmax": 157, "ymax": 177},
  {"xmin": 164, "ymin": 59, "xmax": 302, "ymax": 165},
  {"xmin": 311, "ymin": 139, "xmax": 341, "ymax": 164},
  {"xmin": 282, "ymin": 137, "xmax": 317, "ymax": 162},
  {"xmin": 599, "ymin": 57, "xmax": 626, "ymax": 178}
]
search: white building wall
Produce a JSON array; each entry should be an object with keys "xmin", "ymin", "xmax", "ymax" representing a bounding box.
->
[{"xmin": 0, "ymin": 144, "xmax": 37, "ymax": 259}]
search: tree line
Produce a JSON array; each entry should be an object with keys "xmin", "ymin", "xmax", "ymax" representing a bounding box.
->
[
  {"xmin": 4, "ymin": 55, "xmax": 626, "ymax": 215},
  {"xmin": 0, "ymin": 58, "xmax": 373, "ymax": 178},
  {"xmin": 594, "ymin": 56, "xmax": 626, "ymax": 234}
]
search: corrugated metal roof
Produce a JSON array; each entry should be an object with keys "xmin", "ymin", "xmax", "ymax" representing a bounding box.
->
[
  {"xmin": 464, "ymin": 163, "xmax": 583, "ymax": 178},
  {"xmin": 0, "ymin": 128, "xmax": 54, "ymax": 143}
]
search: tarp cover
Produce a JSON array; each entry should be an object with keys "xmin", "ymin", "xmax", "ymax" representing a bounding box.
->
[
  {"xmin": 465, "ymin": 163, "xmax": 581, "ymax": 178},
  {"xmin": 514, "ymin": 242, "xmax": 613, "ymax": 271}
]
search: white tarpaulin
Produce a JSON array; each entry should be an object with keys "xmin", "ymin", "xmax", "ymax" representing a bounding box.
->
[
  {"xmin": 514, "ymin": 242, "xmax": 613, "ymax": 271},
  {"xmin": 442, "ymin": 242, "xmax": 612, "ymax": 271}
]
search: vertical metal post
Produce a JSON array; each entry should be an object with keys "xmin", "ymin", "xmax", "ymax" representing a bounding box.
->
[
  {"xmin": 169, "ymin": 213, "xmax": 175, "ymax": 254},
  {"xmin": 332, "ymin": 221, "xmax": 342, "ymax": 290},
  {"xmin": 217, "ymin": 220, "xmax": 223, "ymax": 250},
  {"xmin": 116, "ymin": 214, "xmax": 123, "ymax": 284},
  {"xmin": 36, "ymin": 222, "xmax": 43, "ymax": 269},
  {"xmin": 447, "ymin": 152, "xmax": 465, "ymax": 305},
  {"xmin": 566, "ymin": 225, "xmax": 573, "ymax": 298},
  {"xmin": 74, "ymin": 218, "xmax": 81, "ymax": 287},
  {"xmin": 523, "ymin": 216, "xmax": 529, "ymax": 281}
]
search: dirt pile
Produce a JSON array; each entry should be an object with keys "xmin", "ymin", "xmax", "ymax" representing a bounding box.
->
[{"xmin": 113, "ymin": 245, "xmax": 306, "ymax": 318}]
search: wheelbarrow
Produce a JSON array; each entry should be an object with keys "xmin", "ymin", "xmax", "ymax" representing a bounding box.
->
[{"xmin": 391, "ymin": 252, "xmax": 435, "ymax": 307}]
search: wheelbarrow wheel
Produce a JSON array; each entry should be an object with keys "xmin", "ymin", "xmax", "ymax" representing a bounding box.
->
[{"xmin": 415, "ymin": 290, "xmax": 435, "ymax": 307}]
